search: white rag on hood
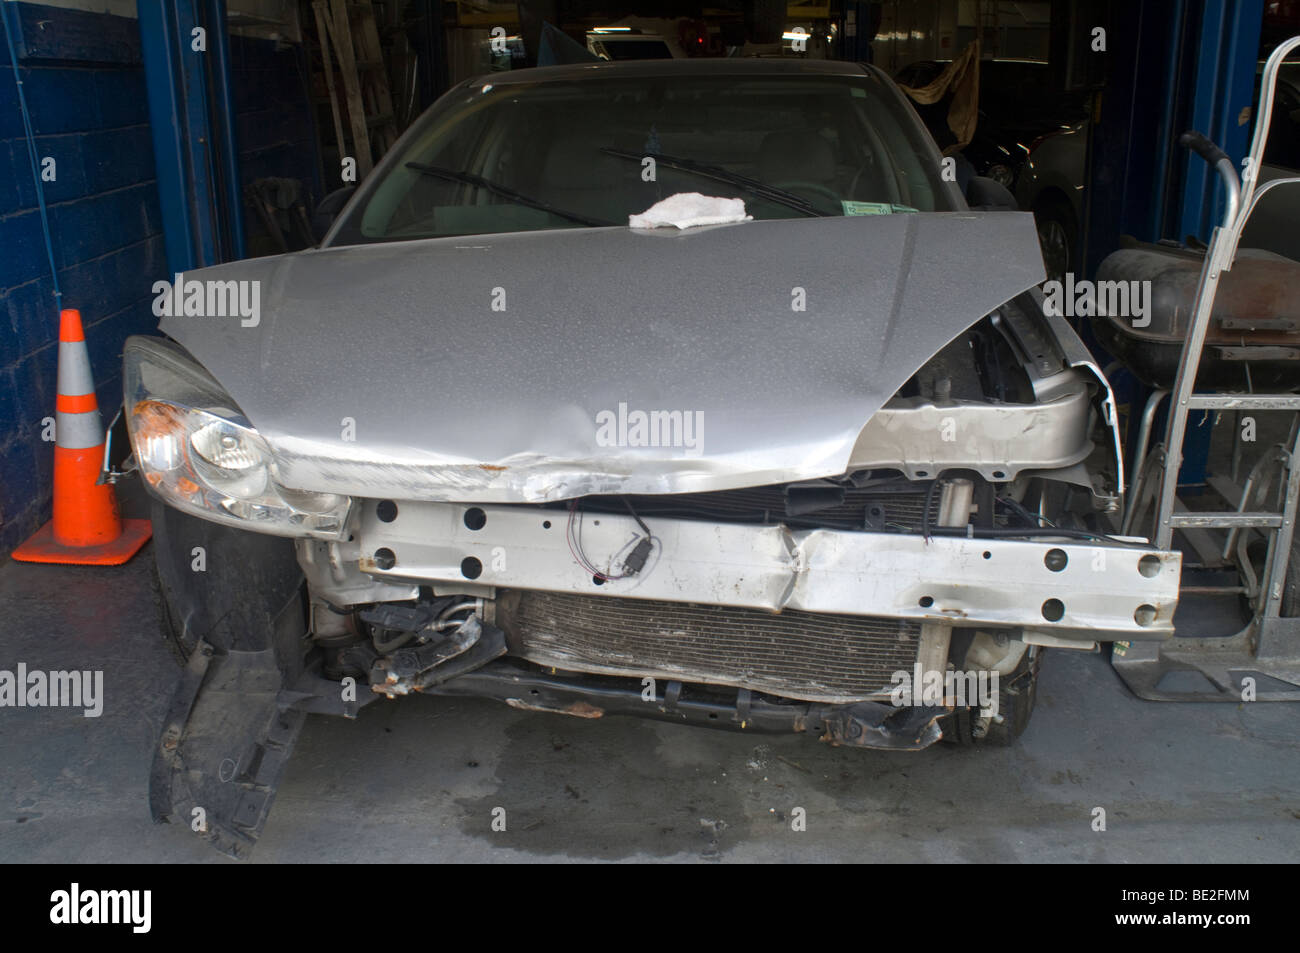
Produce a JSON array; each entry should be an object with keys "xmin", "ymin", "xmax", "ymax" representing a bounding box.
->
[{"xmin": 628, "ymin": 192, "xmax": 752, "ymax": 229}]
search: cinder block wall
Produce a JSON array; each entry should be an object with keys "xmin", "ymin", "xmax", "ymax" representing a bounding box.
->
[
  {"xmin": 0, "ymin": 2, "xmax": 165, "ymax": 556},
  {"xmin": 0, "ymin": 3, "xmax": 323, "ymax": 557}
]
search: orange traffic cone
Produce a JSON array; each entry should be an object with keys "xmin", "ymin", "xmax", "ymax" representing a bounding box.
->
[{"xmin": 11, "ymin": 309, "xmax": 152, "ymax": 565}]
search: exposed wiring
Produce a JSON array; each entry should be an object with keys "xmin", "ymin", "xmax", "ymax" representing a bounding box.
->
[
  {"xmin": 997, "ymin": 495, "xmax": 1057, "ymax": 528},
  {"xmin": 921, "ymin": 473, "xmax": 1134, "ymax": 544},
  {"xmin": 372, "ymin": 627, "xmax": 413, "ymax": 653},
  {"xmin": 924, "ymin": 525, "xmax": 1149, "ymax": 545},
  {"xmin": 566, "ymin": 499, "xmax": 629, "ymax": 580},
  {"xmin": 566, "ymin": 498, "xmax": 656, "ymax": 581},
  {"xmin": 623, "ymin": 495, "xmax": 652, "ymax": 536}
]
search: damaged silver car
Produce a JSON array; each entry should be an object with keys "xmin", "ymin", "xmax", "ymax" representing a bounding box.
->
[{"xmin": 123, "ymin": 59, "xmax": 1181, "ymax": 857}]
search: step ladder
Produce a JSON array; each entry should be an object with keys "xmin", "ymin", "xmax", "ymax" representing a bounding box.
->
[
  {"xmin": 1114, "ymin": 37, "xmax": 1300, "ymax": 701},
  {"xmin": 313, "ymin": 0, "xmax": 398, "ymax": 180}
]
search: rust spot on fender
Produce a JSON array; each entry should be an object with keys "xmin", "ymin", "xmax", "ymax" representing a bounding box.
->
[{"xmin": 479, "ymin": 464, "xmax": 508, "ymax": 472}]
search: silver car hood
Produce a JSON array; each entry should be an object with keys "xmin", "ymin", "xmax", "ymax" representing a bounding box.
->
[{"xmin": 161, "ymin": 213, "xmax": 1044, "ymax": 502}]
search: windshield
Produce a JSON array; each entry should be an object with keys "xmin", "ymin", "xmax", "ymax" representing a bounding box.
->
[{"xmin": 329, "ymin": 69, "xmax": 955, "ymax": 246}]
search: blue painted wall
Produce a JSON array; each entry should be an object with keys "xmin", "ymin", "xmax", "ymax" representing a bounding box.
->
[
  {"xmin": 0, "ymin": 3, "xmax": 323, "ymax": 557},
  {"xmin": 0, "ymin": 2, "xmax": 165, "ymax": 556}
]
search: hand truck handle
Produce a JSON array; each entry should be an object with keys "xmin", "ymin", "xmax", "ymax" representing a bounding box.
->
[{"xmin": 1178, "ymin": 129, "xmax": 1241, "ymax": 231}]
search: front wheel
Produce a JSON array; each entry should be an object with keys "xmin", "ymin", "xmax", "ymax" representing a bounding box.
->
[
  {"xmin": 147, "ymin": 497, "xmax": 306, "ymax": 665},
  {"xmin": 939, "ymin": 646, "xmax": 1041, "ymax": 745},
  {"xmin": 151, "ymin": 557, "xmax": 195, "ymax": 666}
]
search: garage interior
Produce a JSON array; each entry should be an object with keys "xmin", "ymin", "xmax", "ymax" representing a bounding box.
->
[{"xmin": 1, "ymin": 0, "xmax": 1298, "ymax": 863}]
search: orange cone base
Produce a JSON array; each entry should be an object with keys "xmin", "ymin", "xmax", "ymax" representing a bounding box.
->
[{"xmin": 11, "ymin": 517, "xmax": 152, "ymax": 566}]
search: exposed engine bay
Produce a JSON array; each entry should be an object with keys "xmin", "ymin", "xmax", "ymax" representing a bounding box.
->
[
  {"xmin": 289, "ymin": 294, "xmax": 1177, "ymax": 759},
  {"xmin": 131, "ymin": 208, "xmax": 1184, "ymax": 864}
]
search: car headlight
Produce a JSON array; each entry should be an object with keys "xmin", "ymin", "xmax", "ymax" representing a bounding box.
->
[{"xmin": 123, "ymin": 336, "xmax": 351, "ymax": 539}]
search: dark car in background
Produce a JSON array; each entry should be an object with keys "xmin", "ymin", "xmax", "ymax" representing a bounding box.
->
[
  {"xmin": 895, "ymin": 58, "xmax": 1089, "ymax": 192},
  {"xmin": 1017, "ymin": 63, "xmax": 1300, "ymax": 282},
  {"xmin": 1015, "ymin": 121, "xmax": 1087, "ymax": 281}
]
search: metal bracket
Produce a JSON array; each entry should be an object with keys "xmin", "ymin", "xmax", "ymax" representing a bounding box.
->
[{"xmin": 96, "ymin": 406, "xmax": 138, "ymax": 486}]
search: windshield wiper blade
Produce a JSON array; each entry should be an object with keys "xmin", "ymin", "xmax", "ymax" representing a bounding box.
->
[
  {"xmin": 600, "ymin": 147, "xmax": 828, "ymax": 217},
  {"xmin": 404, "ymin": 162, "xmax": 614, "ymax": 227}
]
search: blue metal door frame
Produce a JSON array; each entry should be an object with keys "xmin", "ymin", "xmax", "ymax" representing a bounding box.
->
[
  {"xmin": 1177, "ymin": 0, "xmax": 1264, "ymax": 242},
  {"xmin": 1082, "ymin": 1, "xmax": 1264, "ymax": 266},
  {"xmin": 138, "ymin": 0, "xmax": 245, "ymax": 273},
  {"xmin": 1077, "ymin": 1, "xmax": 1265, "ymax": 488}
]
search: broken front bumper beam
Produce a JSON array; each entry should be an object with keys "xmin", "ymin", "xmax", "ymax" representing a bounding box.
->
[
  {"xmin": 355, "ymin": 501, "xmax": 1182, "ymax": 640},
  {"xmin": 428, "ymin": 660, "xmax": 947, "ymax": 750}
]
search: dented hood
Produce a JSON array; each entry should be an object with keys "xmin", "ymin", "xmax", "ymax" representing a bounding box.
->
[{"xmin": 161, "ymin": 213, "xmax": 1044, "ymax": 502}]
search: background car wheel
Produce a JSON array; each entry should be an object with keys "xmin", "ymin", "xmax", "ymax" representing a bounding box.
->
[
  {"xmin": 986, "ymin": 162, "xmax": 1015, "ymax": 189},
  {"xmin": 939, "ymin": 646, "xmax": 1041, "ymax": 745},
  {"xmin": 1032, "ymin": 195, "xmax": 1078, "ymax": 283}
]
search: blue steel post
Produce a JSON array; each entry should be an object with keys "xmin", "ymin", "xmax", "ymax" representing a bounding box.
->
[
  {"xmin": 138, "ymin": 0, "xmax": 243, "ymax": 271},
  {"xmin": 1145, "ymin": 0, "xmax": 1192, "ymax": 243},
  {"xmin": 1178, "ymin": 0, "xmax": 1264, "ymax": 242},
  {"xmin": 204, "ymin": 0, "xmax": 245, "ymax": 260}
]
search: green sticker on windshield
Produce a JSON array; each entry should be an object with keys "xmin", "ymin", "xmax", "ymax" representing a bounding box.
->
[{"xmin": 841, "ymin": 201, "xmax": 920, "ymax": 216}]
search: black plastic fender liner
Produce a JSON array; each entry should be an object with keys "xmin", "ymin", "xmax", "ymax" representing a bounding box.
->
[
  {"xmin": 149, "ymin": 640, "xmax": 307, "ymax": 859},
  {"xmin": 150, "ymin": 496, "xmax": 306, "ymax": 659},
  {"xmin": 147, "ymin": 500, "xmax": 314, "ymax": 858}
]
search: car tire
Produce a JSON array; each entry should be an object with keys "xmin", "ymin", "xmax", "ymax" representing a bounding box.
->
[
  {"xmin": 147, "ymin": 497, "xmax": 306, "ymax": 667},
  {"xmin": 150, "ymin": 556, "xmax": 196, "ymax": 666},
  {"xmin": 1032, "ymin": 195, "xmax": 1078, "ymax": 284},
  {"xmin": 939, "ymin": 646, "xmax": 1041, "ymax": 746}
]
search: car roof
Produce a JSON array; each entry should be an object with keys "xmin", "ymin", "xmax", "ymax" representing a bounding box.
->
[{"xmin": 463, "ymin": 57, "xmax": 879, "ymax": 89}]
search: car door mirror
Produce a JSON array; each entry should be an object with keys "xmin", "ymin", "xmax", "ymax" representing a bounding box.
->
[
  {"xmin": 312, "ymin": 186, "xmax": 357, "ymax": 242},
  {"xmin": 965, "ymin": 175, "xmax": 1018, "ymax": 210}
]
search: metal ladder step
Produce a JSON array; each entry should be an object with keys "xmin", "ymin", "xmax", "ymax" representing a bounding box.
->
[
  {"xmin": 1187, "ymin": 394, "xmax": 1300, "ymax": 410},
  {"xmin": 1169, "ymin": 511, "xmax": 1284, "ymax": 528},
  {"xmin": 1119, "ymin": 36, "xmax": 1300, "ymax": 703}
]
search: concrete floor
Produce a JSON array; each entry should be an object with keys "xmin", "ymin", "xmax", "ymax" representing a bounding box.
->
[{"xmin": 1, "ymin": 542, "xmax": 1297, "ymax": 864}]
